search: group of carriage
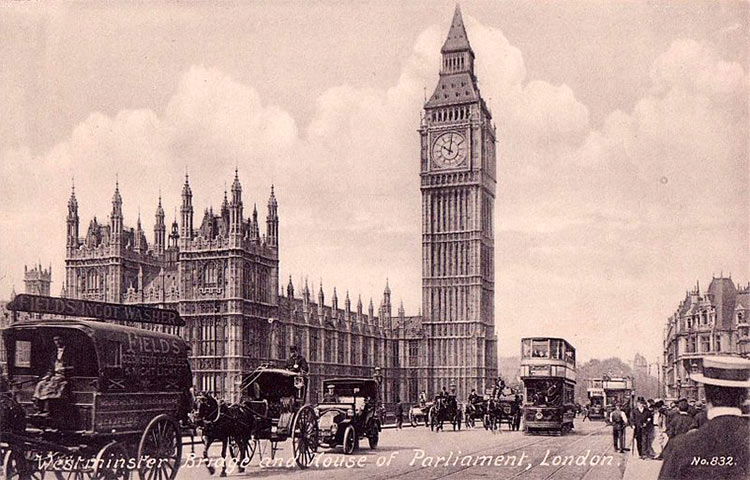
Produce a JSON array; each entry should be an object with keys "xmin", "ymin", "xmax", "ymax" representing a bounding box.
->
[
  {"xmin": 0, "ymin": 295, "xmax": 383, "ymax": 480},
  {"xmin": 406, "ymin": 390, "xmax": 522, "ymax": 432}
]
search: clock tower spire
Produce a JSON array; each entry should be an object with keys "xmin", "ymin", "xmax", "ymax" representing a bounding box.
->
[{"xmin": 420, "ymin": 5, "xmax": 498, "ymax": 398}]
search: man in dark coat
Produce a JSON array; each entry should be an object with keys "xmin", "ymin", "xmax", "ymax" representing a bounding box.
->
[
  {"xmin": 395, "ymin": 396, "xmax": 404, "ymax": 430},
  {"xmin": 659, "ymin": 356, "xmax": 749, "ymax": 480},
  {"xmin": 285, "ymin": 345, "xmax": 309, "ymax": 373},
  {"xmin": 665, "ymin": 399, "xmax": 694, "ymax": 440},
  {"xmin": 631, "ymin": 397, "xmax": 655, "ymax": 459}
]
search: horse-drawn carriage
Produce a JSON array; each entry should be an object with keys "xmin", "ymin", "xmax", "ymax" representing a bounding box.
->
[
  {"xmin": 315, "ymin": 378, "xmax": 381, "ymax": 454},
  {"xmin": 0, "ymin": 297, "xmax": 191, "ymax": 480},
  {"xmin": 407, "ymin": 402, "xmax": 431, "ymax": 428},
  {"xmin": 428, "ymin": 395, "xmax": 461, "ymax": 431},
  {"xmin": 210, "ymin": 365, "xmax": 318, "ymax": 469}
]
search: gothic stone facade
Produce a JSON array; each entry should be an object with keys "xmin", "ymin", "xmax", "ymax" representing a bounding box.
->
[
  {"xmin": 419, "ymin": 5, "xmax": 498, "ymax": 397},
  {"xmin": 62, "ymin": 7, "xmax": 498, "ymax": 402},
  {"xmin": 63, "ymin": 173, "xmax": 425, "ymax": 402},
  {"xmin": 662, "ymin": 277, "xmax": 750, "ymax": 401}
]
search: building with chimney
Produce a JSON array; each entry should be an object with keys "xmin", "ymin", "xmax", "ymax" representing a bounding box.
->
[{"xmin": 662, "ymin": 276, "xmax": 750, "ymax": 400}]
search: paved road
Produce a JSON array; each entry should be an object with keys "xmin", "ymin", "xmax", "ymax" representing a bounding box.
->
[{"xmin": 177, "ymin": 419, "xmax": 629, "ymax": 480}]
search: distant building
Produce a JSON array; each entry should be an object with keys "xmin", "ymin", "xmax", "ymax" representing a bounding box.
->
[
  {"xmin": 662, "ymin": 277, "xmax": 750, "ymax": 400},
  {"xmin": 1, "ymin": 266, "xmax": 51, "ymax": 366},
  {"xmin": 24, "ymin": 264, "xmax": 52, "ymax": 296}
]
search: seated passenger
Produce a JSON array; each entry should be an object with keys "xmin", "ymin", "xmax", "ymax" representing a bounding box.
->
[{"xmin": 33, "ymin": 336, "xmax": 72, "ymax": 416}]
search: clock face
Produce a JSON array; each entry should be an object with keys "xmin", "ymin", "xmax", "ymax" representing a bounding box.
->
[{"xmin": 432, "ymin": 132, "xmax": 467, "ymax": 168}]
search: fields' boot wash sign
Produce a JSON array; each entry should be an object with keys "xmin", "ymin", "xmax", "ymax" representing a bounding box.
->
[{"xmin": 7, "ymin": 293, "xmax": 184, "ymax": 326}]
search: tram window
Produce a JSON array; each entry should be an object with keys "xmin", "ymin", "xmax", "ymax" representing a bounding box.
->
[
  {"xmin": 15, "ymin": 340, "xmax": 31, "ymax": 368},
  {"xmin": 525, "ymin": 379, "xmax": 562, "ymax": 406},
  {"xmin": 565, "ymin": 346, "xmax": 575, "ymax": 363},
  {"xmin": 551, "ymin": 340, "xmax": 563, "ymax": 359},
  {"xmin": 532, "ymin": 340, "xmax": 549, "ymax": 358},
  {"xmin": 521, "ymin": 340, "xmax": 531, "ymax": 358}
]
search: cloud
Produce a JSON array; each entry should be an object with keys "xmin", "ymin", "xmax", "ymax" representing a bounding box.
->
[{"xmin": 0, "ymin": 17, "xmax": 747, "ymax": 363}]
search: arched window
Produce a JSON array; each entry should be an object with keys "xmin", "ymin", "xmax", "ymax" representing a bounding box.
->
[{"xmin": 202, "ymin": 263, "xmax": 218, "ymax": 287}]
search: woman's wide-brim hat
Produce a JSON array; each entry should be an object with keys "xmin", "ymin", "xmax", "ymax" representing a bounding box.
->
[{"xmin": 689, "ymin": 355, "xmax": 750, "ymax": 388}]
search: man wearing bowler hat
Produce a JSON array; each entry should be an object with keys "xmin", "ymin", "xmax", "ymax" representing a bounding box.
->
[{"xmin": 658, "ymin": 356, "xmax": 749, "ymax": 479}]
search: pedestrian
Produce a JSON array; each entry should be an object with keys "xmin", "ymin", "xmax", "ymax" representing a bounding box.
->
[
  {"xmin": 582, "ymin": 404, "xmax": 589, "ymax": 422},
  {"xmin": 659, "ymin": 356, "xmax": 749, "ymax": 479},
  {"xmin": 691, "ymin": 403, "xmax": 708, "ymax": 429},
  {"xmin": 610, "ymin": 403, "xmax": 628, "ymax": 453},
  {"xmin": 395, "ymin": 396, "xmax": 404, "ymax": 429},
  {"xmin": 645, "ymin": 398, "xmax": 657, "ymax": 458},
  {"xmin": 631, "ymin": 397, "xmax": 655, "ymax": 459},
  {"xmin": 665, "ymin": 398, "xmax": 693, "ymax": 444},
  {"xmin": 651, "ymin": 400, "xmax": 667, "ymax": 459}
]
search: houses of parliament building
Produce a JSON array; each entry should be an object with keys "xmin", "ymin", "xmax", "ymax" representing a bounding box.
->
[{"xmin": 60, "ymin": 6, "xmax": 498, "ymax": 403}]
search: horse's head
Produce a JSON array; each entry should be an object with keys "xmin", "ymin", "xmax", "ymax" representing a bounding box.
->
[
  {"xmin": 192, "ymin": 392, "xmax": 219, "ymax": 426},
  {"xmin": 0, "ymin": 394, "xmax": 26, "ymax": 433}
]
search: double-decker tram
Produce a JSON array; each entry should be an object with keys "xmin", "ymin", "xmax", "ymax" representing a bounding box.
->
[
  {"xmin": 520, "ymin": 337, "xmax": 577, "ymax": 435},
  {"xmin": 588, "ymin": 376, "xmax": 633, "ymax": 421},
  {"xmin": 586, "ymin": 379, "xmax": 606, "ymax": 420}
]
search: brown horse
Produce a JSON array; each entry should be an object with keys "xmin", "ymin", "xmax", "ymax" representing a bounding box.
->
[{"xmin": 192, "ymin": 393, "xmax": 254, "ymax": 476}]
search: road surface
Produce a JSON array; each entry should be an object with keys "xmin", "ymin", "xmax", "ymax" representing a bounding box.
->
[{"xmin": 177, "ymin": 419, "xmax": 630, "ymax": 479}]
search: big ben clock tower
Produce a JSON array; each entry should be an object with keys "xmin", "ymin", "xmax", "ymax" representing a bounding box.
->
[{"xmin": 420, "ymin": 5, "xmax": 498, "ymax": 397}]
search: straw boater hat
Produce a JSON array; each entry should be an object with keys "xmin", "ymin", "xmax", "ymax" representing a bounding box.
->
[{"xmin": 689, "ymin": 355, "xmax": 750, "ymax": 388}]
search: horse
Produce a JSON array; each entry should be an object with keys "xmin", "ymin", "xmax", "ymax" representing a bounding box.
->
[
  {"xmin": 465, "ymin": 400, "xmax": 483, "ymax": 428},
  {"xmin": 430, "ymin": 397, "xmax": 448, "ymax": 431},
  {"xmin": 0, "ymin": 393, "xmax": 26, "ymax": 434},
  {"xmin": 192, "ymin": 393, "xmax": 255, "ymax": 476},
  {"xmin": 483, "ymin": 398, "xmax": 502, "ymax": 432}
]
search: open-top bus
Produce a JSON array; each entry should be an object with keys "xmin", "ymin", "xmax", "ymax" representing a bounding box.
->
[{"xmin": 520, "ymin": 337, "xmax": 576, "ymax": 435}]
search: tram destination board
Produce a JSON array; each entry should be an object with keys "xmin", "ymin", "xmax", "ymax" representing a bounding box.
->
[{"xmin": 6, "ymin": 293, "xmax": 184, "ymax": 327}]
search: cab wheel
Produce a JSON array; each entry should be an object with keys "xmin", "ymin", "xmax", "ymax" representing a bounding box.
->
[
  {"xmin": 93, "ymin": 442, "xmax": 129, "ymax": 480},
  {"xmin": 342, "ymin": 426, "xmax": 356, "ymax": 455},
  {"xmin": 368, "ymin": 423, "xmax": 379, "ymax": 449}
]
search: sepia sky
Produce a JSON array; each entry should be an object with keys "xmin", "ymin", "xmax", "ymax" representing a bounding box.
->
[{"xmin": 1, "ymin": 1, "xmax": 747, "ymax": 364}]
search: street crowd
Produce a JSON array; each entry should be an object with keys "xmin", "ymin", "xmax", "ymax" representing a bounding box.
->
[{"xmin": 582, "ymin": 356, "xmax": 749, "ymax": 479}]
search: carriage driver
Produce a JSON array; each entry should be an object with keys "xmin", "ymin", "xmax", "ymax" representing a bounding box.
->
[
  {"xmin": 33, "ymin": 335, "xmax": 73, "ymax": 416},
  {"xmin": 492, "ymin": 377, "xmax": 505, "ymax": 400},
  {"xmin": 286, "ymin": 345, "xmax": 309, "ymax": 374}
]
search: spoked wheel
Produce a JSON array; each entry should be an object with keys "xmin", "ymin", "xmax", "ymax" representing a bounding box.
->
[
  {"xmin": 291, "ymin": 405, "xmax": 317, "ymax": 469},
  {"xmin": 228, "ymin": 437, "xmax": 256, "ymax": 468},
  {"xmin": 137, "ymin": 414, "xmax": 182, "ymax": 480},
  {"xmin": 342, "ymin": 426, "xmax": 356, "ymax": 455},
  {"xmin": 93, "ymin": 442, "xmax": 129, "ymax": 480},
  {"xmin": 4, "ymin": 449, "xmax": 46, "ymax": 480}
]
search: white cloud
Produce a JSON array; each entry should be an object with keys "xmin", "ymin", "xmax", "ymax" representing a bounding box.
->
[{"xmin": 0, "ymin": 18, "xmax": 746, "ymax": 363}]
